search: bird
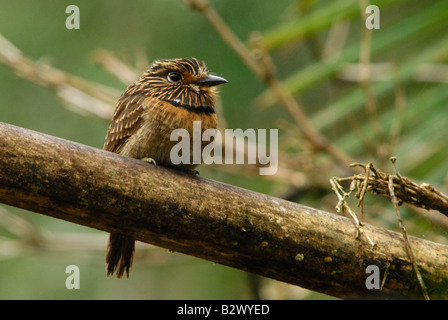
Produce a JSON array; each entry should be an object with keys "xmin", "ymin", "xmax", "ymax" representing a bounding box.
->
[{"xmin": 103, "ymin": 57, "xmax": 227, "ymax": 278}]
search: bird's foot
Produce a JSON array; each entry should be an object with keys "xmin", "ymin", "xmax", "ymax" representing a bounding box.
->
[
  {"xmin": 184, "ymin": 169, "xmax": 200, "ymax": 176},
  {"xmin": 140, "ymin": 157, "xmax": 157, "ymax": 165}
]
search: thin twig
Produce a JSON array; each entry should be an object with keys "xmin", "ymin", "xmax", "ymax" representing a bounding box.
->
[
  {"xmin": 388, "ymin": 158, "xmax": 429, "ymax": 300},
  {"xmin": 344, "ymin": 161, "xmax": 448, "ymax": 217},
  {"xmin": 338, "ymin": 63, "xmax": 448, "ymax": 84},
  {"xmin": 387, "ymin": 65, "xmax": 407, "ymax": 156},
  {"xmin": 184, "ymin": 0, "xmax": 265, "ymax": 79},
  {"xmin": 358, "ymin": 0, "xmax": 386, "ymax": 165},
  {"xmin": 92, "ymin": 49, "xmax": 140, "ymax": 84},
  {"xmin": 329, "ymin": 177, "xmax": 375, "ymax": 247},
  {"xmin": 0, "ymin": 33, "xmax": 117, "ymax": 120}
]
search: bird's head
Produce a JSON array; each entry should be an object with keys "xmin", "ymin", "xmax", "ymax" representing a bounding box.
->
[{"xmin": 136, "ymin": 58, "xmax": 227, "ymax": 112}]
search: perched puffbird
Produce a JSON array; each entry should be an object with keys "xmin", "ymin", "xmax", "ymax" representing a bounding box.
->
[{"xmin": 103, "ymin": 58, "xmax": 227, "ymax": 278}]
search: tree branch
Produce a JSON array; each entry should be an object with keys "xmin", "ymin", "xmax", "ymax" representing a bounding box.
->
[{"xmin": 0, "ymin": 121, "xmax": 447, "ymax": 299}]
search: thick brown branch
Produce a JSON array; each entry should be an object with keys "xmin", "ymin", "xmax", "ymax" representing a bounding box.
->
[{"xmin": 0, "ymin": 122, "xmax": 447, "ymax": 299}]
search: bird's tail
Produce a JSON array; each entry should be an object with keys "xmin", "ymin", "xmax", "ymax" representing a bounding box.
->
[{"xmin": 106, "ymin": 233, "xmax": 135, "ymax": 278}]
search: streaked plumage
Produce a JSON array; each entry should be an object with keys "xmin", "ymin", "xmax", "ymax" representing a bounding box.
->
[{"xmin": 104, "ymin": 58, "xmax": 227, "ymax": 278}]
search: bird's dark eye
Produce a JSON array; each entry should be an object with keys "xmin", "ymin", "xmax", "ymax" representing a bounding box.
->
[{"xmin": 167, "ymin": 72, "xmax": 182, "ymax": 83}]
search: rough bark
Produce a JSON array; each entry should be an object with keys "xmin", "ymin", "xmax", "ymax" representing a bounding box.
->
[{"xmin": 0, "ymin": 121, "xmax": 447, "ymax": 299}]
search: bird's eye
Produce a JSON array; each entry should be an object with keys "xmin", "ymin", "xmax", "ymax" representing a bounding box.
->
[{"xmin": 167, "ymin": 72, "xmax": 182, "ymax": 83}]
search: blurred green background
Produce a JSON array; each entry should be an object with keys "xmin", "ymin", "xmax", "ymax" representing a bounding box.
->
[{"xmin": 0, "ymin": 0, "xmax": 447, "ymax": 299}]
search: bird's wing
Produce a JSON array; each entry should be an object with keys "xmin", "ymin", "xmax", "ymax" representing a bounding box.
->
[{"xmin": 103, "ymin": 94, "xmax": 147, "ymax": 153}]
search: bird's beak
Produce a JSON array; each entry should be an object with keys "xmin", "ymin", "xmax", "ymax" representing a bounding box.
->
[{"xmin": 195, "ymin": 75, "xmax": 228, "ymax": 87}]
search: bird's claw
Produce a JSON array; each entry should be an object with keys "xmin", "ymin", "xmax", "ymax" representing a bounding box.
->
[
  {"xmin": 184, "ymin": 169, "xmax": 200, "ymax": 176},
  {"xmin": 140, "ymin": 157, "xmax": 157, "ymax": 165}
]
